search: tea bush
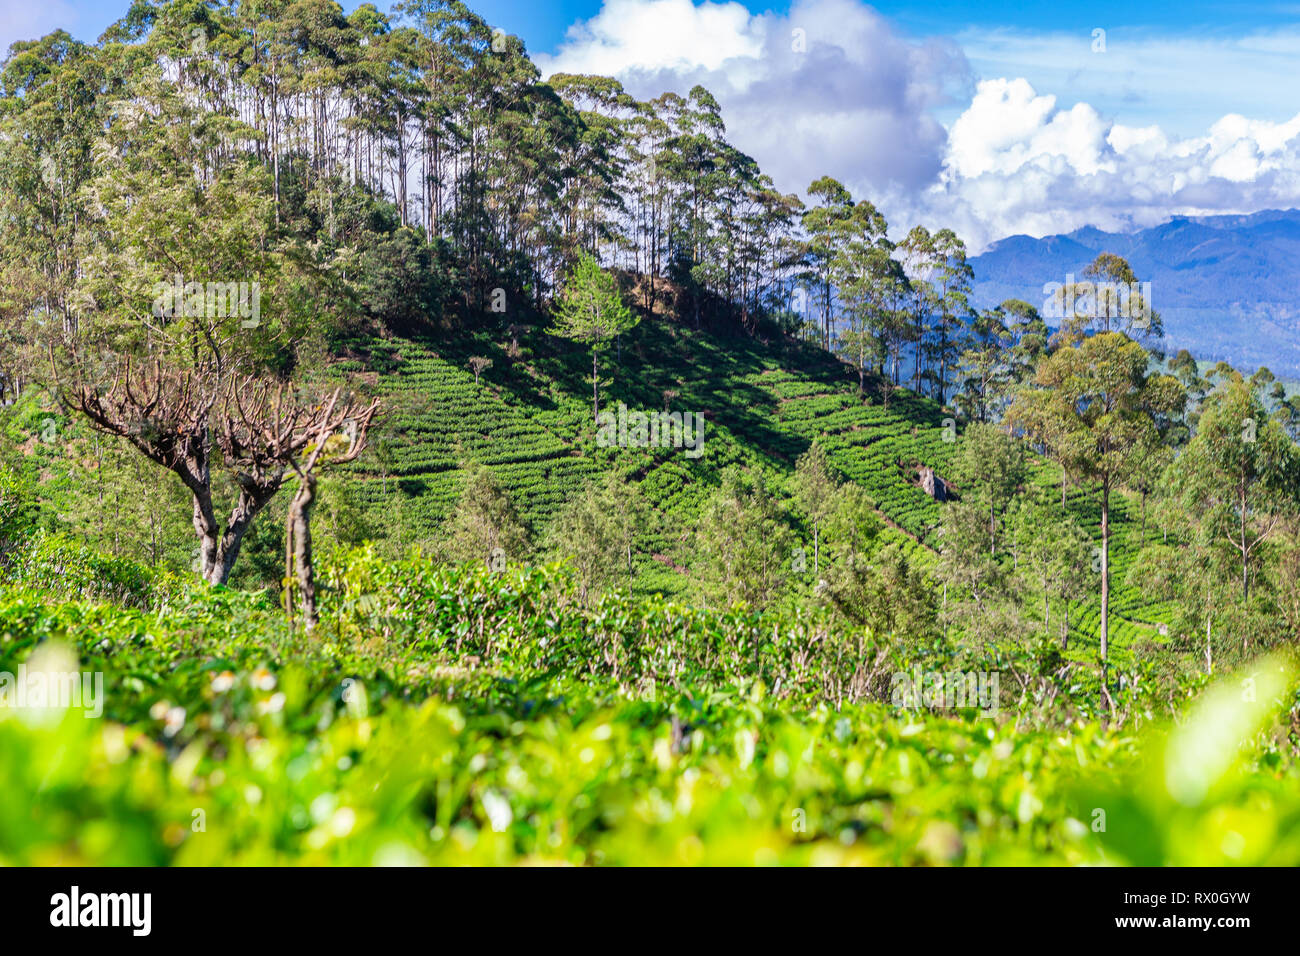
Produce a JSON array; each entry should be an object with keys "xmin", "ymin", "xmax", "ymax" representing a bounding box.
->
[{"xmin": 1, "ymin": 553, "xmax": 1295, "ymax": 866}]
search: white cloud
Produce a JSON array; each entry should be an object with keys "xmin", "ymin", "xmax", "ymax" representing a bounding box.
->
[
  {"xmin": 944, "ymin": 79, "xmax": 1115, "ymax": 179},
  {"xmin": 916, "ymin": 78, "xmax": 1300, "ymax": 250},
  {"xmin": 536, "ymin": 0, "xmax": 969, "ymax": 193},
  {"xmin": 540, "ymin": 0, "xmax": 765, "ymax": 75},
  {"xmin": 535, "ymin": 1, "xmax": 1300, "ymax": 253}
]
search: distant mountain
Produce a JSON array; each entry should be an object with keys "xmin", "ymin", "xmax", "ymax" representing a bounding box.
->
[{"xmin": 969, "ymin": 209, "xmax": 1300, "ymax": 377}]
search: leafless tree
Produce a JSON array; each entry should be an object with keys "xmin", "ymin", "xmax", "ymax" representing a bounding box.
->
[
  {"xmin": 468, "ymin": 355, "xmax": 493, "ymax": 385},
  {"xmin": 230, "ymin": 382, "xmax": 379, "ymax": 631},
  {"xmin": 54, "ymin": 350, "xmax": 377, "ymax": 596}
]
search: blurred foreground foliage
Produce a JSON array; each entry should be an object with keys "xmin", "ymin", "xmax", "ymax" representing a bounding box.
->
[{"xmin": 1, "ymin": 545, "xmax": 1296, "ymax": 866}]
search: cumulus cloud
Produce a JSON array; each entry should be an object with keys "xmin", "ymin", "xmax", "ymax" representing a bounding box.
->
[
  {"xmin": 955, "ymin": 26, "xmax": 1300, "ymax": 138},
  {"xmin": 534, "ymin": 0, "xmax": 1300, "ymax": 254},
  {"xmin": 536, "ymin": 0, "xmax": 765, "ymax": 75},
  {"xmin": 535, "ymin": 0, "xmax": 970, "ymax": 194},
  {"xmin": 918, "ymin": 78, "xmax": 1300, "ymax": 250}
]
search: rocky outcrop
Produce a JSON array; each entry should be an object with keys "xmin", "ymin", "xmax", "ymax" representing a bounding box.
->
[{"xmin": 918, "ymin": 466, "xmax": 948, "ymax": 502}]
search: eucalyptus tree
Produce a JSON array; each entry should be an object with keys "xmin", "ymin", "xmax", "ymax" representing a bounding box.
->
[
  {"xmin": 548, "ymin": 73, "xmax": 633, "ymax": 264},
  {"xmin": 927, "ymin": 228, "xmax": 973, "ymax": 404},
  {"xmin": 955, "ymin": 306, "xmax": 1015, "ymax": 424},
  {"xmin": 0, "ymin": 31, "xmax": 109, "ymax": 335},
  {"xmin": 625, "ymin": 103, "xmax": 673, "ymax": 308},
  {"xmin": 898, "ymin": 225, "xmax": 939, "ymax": 394},
  {"xmin": 957, "ymin": 422, "xmax": 1027, "ymax": 554},
  {"xmin": 1172, "ymin": 374, "xmax": 1300, "ymax": 606},
  {"xmin": 1008, "ymin": 333, "xmax": 1185, "ymax": 714},
  {"xmin": 829, "ymin": 199, "xmax": 891, "ymax": 394},
  {"xmin": 1051, "ymin": 252, "xmax": 1163, "ymax": 346},
  {"xmin": 801, "ymin": 177, "xmax": 853, "ymax": 349},
  {"xmin": 792, "ymin": 442, "xmax": 837, "ymax": 577},
  {"xmin": 1002, "ymin": 299, "xmax": 1049, "ymax": 387},
  {"xmin": 1012, "ymin": 496, "xmax": 1091, "ymax": 647}
]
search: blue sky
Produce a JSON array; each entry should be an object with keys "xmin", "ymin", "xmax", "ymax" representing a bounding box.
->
[
  {"xmin": 17, "ymin": 0, "xmax": 1299, "ymax": 57},
  {"xmin": 4, "ymin": 1, "xmax": 1299, "ymax": 248},
  {"xmin": 11, "ymin": 0, "xmax": 1297, "ymax": 134}
]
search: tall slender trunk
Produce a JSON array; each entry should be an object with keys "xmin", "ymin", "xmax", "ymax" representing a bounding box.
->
[
  {"xmin": 1240, "ymin": 477, "xmax": 1250, "ymax": 601},
  {"xmin": 286, "ymin": 474, "xmax": 319, "ymax": 632},
  {"xmin": 1100, "ymin": 478, "xmax": 1112, "ymax": 716},
  {"xmin": 1205, "ymin": 613, "xmax": 1213, "ymax": 675},
  {"xmin": 989, "ymin": 497, "xmax": 996, "ymax": 554}
]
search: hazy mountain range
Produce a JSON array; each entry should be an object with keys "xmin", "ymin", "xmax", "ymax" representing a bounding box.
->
[{"xmin": 969, "ymin": 209, "xmax": 1300, "ymax": 377}]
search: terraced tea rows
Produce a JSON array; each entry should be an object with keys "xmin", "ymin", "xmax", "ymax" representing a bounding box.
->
[
  {"xmin": 345, "ymin": 339, "xmax": 600, "ymax": 541},
  {"xmin": 337, "ymin": 322, "xmax": 1178, "ymax": 659}
]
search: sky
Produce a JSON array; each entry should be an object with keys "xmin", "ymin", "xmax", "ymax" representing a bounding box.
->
[{"xmin": 4, "ymin": 0, "xmax": 1300, "ymax": 250}]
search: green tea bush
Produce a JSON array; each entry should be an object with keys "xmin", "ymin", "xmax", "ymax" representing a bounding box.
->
[{"xmin": 1, "ymin": 555, "xmax": 1295, "ymax": 866}]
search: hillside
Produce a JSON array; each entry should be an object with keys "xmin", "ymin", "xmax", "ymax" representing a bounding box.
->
[{"xmin": 333, "ymin": 308, "xmax": 1175, "ymax": 667}]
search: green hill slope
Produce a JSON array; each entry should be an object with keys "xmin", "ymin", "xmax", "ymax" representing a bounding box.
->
[{"xmin": 335, "ymin": 312, "xmax": 1175, "ymax": 664}]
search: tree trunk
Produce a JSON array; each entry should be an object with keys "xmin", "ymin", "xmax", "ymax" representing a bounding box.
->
[
  {"xmin": 1240, "ymin": 478, "xmax": 1250, "ymax": 601},
  {"xmin": 592, "ymin": 349, "xmax": 600, "ymax": 422},
  {"xmin": 287, "ymin": 474, "xmax": 319, "ymax": 632},
  {"xmin": 1205, "ymin": 613, "xmax": 1213, "ymax": 675},
  {"xmin": 989, "ymin": 497, "xmax": 996, "ymax": 554},
  {"xmin": 192, "ymin": 475, "xmax": 278, "ymax": 587},
  {"xmin": 1100, "ymin": 479, "xmax": 1111, "ymax": 716}
]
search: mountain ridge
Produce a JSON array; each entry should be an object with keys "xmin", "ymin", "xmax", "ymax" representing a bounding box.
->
[{"xmin": 970, "ymin": 209, "xmax": 1300, "ymax": 375}]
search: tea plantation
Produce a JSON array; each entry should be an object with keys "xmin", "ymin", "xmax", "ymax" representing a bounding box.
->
[{"xmin": 2, "ymin": 554, "xmax": 1296, "ymax": 865}]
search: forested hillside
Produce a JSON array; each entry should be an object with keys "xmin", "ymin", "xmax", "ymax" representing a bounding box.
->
[{"xmin": 1, "ymin": 0, "xmax": 1298, "ymax": 868}]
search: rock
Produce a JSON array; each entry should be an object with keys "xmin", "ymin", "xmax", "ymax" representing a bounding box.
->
[{"xmin": 919, "ymin": 466, "xmax": 948, "ymax": 502}]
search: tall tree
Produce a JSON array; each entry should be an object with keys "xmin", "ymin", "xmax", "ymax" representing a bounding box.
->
[
  {"xmin": 1008, "ymin": 332, "xmax": 1184, "ymax": 715},
  {"xmin": 958, "ymin": 423, "xmax": 1027, "ymax": 554},
  {"xmin": 801, "ymin": 176, "xmax": 853, "ymax": 350},
  {"xmin": 792, "ymin": 442, "xmax": 837, "ymax": 578},
  {"xmin": 551, "ymin": 252, "xmax": 639, "ymax": 421},
  {"xmin": 927, "ymin": 229, "xmax": 973, "ymax": 404},
  {"xmin": 829, "ymin": 199, "xmax": 891, "ymax": 394},
  {"xmin": 1051, "ymin": 252, "xmax": 1163, "ymax": 345},
  {"xmin": 955, "ymin": 306, "xmax": 1015, "ymax": 424},
  {"xmin": 1172, "ymin": 374, "xmax": 1299, "ymax": 606}
]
